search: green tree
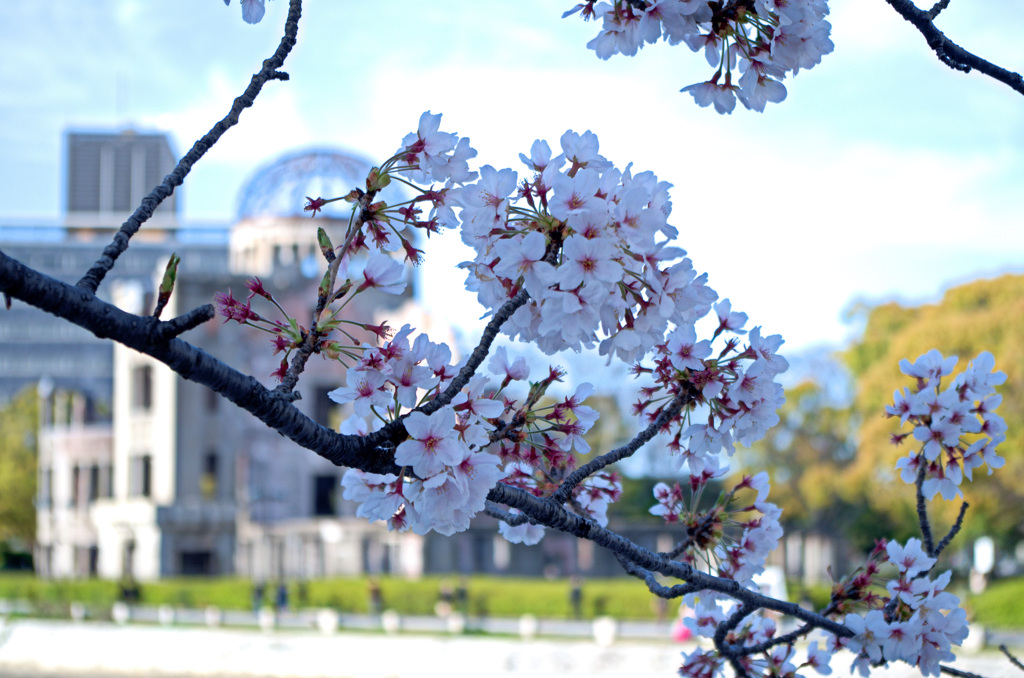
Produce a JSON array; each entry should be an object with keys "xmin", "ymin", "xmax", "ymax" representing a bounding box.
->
[
  {"xmin": 842, "ymin": 274, "xmax": 1024, "ymax": 545},
  {"xmin": 0, "ymin": 386, "xmax": 38, "ymax": 548},
  {"xmin": 732, "ymin": 381, "xmax": 903, "ymax": 554}
]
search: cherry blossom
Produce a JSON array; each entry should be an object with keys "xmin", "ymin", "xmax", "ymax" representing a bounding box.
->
[
  {"xmin": 394, "ymin": 407, "xmax": 466, "ymax": 477},
  {"xmin": 224, "ymin": 0, "xmax": 266, "ymax": 24},
  {"xmin": 886, "ymin": 350, "xmax": 1006, "ymax": 500},
  {"xmin": 357, "ymin": 252, "xmax": 407, "ymax": 295},
  {"xmin": 214, "ymin": 114, "xmax": 1005, "ymax": 678}
]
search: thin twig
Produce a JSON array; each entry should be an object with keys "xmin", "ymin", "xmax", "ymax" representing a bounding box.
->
[
  {"xmin": 76, "ymin": 0, "xmax": 304, "ymax": 294},
  {"xmin": 915, "ymin": 461, "xmax": 936, "ymax": 555},
  {"xmin": 884, "ymin": 0, "xmax": 1024, "ymax": 96},
  {"xmin": 551, "ymin": 389, "xmax": 693, "ymax": 505},
  {"xmin": 933, "ymin": 501, "xmax": 969, "ymax": 557},
  {"xmin": 939, "ymin": 665, "xmax": 987, "ymax": 678},
  {"xmin": 154, "ymin": 304, "xmax": 216, "ymax": 341},
  {"xmin": 1000, "ymin": 644, "xmax": 1024, "ymax": 673}
]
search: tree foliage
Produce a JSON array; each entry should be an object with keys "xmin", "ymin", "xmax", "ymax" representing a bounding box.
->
[
  {"xmin": 733, "ymin": 383, "xmax": 860, "ymax": 531},
  {"xmin": 843, "ymin": 274, "xmax": 1024, "ymax": 544},
  {"xmin": 0, "ymin": 386, "xmax": 38, "ymax": 547}
]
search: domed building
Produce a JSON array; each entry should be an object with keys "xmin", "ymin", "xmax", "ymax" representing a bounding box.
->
[
  {"xmin": 229, "ymin": 148, "xmax": 407, "ymax": 278},
  {"xmin": 40, "ymin": 141, "xmax": 433, "ymax": 581}
]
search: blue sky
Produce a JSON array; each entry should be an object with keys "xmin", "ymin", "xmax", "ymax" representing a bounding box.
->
[{"xmin": 2, "ymin": 1, "xmax": 1023, "ymax": 354}]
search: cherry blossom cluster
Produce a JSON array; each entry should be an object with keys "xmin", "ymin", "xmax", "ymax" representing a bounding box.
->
[
  {"xmin": 333, "ymin": 329, "xmax": 618, "ymax": 538},
  {"xmin": 681, "ymin": 633, "xmax": 833, "ymax": 678},
  {"xmin": 333, "ymin": 325, "xmax": 506, "ymax": 535},
  {"xmin": 885, "ymin": 350, "xmax": 1006, "ymax": 500},
  {"xmin": 215, "ymin": 114, "xmax": 488, "ymax": 379},
  {"xmin": 375, "ymin": 114, "xmax": 789, "ymax": 460},
  {"xmin": 634, "ymin": 302, "xmax": 789, "ymax": 475},
  {"xmin": 453, "ymin": 130, "xmax": 720, "ymax": 363},
  {"xmin": 214, "ymin": 256, "xmax": 402, "ymax": 380},
  {"xmin": 676, "ymin": 532, "xmax": 877, "ymax": 678},
  {"xmin": 662, "ymin": 473, "xmax": 796, "ymax": 678},
  {"xmin": 565, "ymin": 0, "xmax": 834, "ymax": 113},
  {"xmin": 829, "ymin": 538, "xmax": 968, "ymax": 677},
  {"xmin": 497, "ymin": 378, "xmax": 624, "ymax": 543},
  {"xmin": 652, "ymin": 470, "xmax": 779, "ymax": 580},
  {"xmin": 290, "ymin": 112, "xmax": 787, "ymax": 542}
]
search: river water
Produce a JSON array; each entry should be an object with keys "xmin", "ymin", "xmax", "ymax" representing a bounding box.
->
[{"xmin": 0, "ymin": 619, "xmax": 1019, "ymax": 678}]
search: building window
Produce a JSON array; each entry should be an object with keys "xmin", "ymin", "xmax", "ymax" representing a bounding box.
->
[
  {"xmin": 131, "ymin": 365, "xmax": 153, "ymax": 411},
  {"xmin": 88, "ymin": 464, "xmax": 100, "ymax": 502},
  {"xmin": 129, "ymin": 454, "xmax": 152, "ymax": 498},
  {"xmin": 181, "ymin": 551, "xmax": 213, "ymax": 576},
  {"xmin": 103, "ymin": 465, "xmax": 114, "ymax": 498},
  {"xmin": 39, "ymin": 468, "xmax": 52, "ymax": 508},
  {"xmin": 313, "ymin": 475, "xmax": 338, "ymax": 516},
  {"xmin": 201, "ymin": 451, "xmax": 218, "ymax": 500},
  {"xmin": 71, "ymin": 465, "xmax": 81, "ymax": 507}
]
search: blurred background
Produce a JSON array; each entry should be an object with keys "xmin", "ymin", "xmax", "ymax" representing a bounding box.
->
[{"xmin": 1, "ymin": 0, "xmax": 1023, "ymax": 662}]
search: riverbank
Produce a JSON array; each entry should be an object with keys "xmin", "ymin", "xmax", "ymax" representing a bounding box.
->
[
  {"xmin": 0, "ymin": 617, "xmax": 682, "ymax": 678},
  {"xmin": 0, "ymin": 617, "xmax": 1020, "ymax": 678}
]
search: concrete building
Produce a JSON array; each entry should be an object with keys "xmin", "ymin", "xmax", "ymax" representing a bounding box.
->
[
  {"xmin": 29, "ymin": 129, "xmax": 428, "ymax": 580},
  {"xmin": 24, "ymin": 129, "xmax": 706, "ymax": 586}
]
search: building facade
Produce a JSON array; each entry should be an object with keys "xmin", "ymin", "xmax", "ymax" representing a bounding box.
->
[
  {"xmin": 28, "ymin": 129, "xmax": 427, "ymax": 580},
  {"xmin": 23, "ymin": 129, "xmax": 713, "ymax": 585}
]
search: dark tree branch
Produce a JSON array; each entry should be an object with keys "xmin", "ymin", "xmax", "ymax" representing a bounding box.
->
[
  {"xmin": 715, "ymin": 600, "xmax": 757, "ymax": 659},
  {"xmin": 551, "ymin": 389, "xmax": 692, "ymax": 505},
  {"xmin": 485, "ymin": 481, "xmax": 853, "ymax": 639},
  {"xmin": 0, "ymin": 250, "xmax": 399, "ymax": 476},
  {"xmin": 153, "ymin": 304, "xmax": 216, "ymax": 341},
  {"xmin": 615, "ymin": 552, "xmax": 700, "ymax": 599},
  {"xmin": 1000, "ymin": 645, "xmax": 1024, "ymax": 673},
  {"xmin": 933, "ymin": 501, "xmax": 969, "ymax": 557},
  {"xmin": 915, "ymin": 461, "xmax": 936, "ymax": 555},
  {"xmin": 926, "ymin": 0, "xmax": 951, "ymax": 19},
  {"xmin": 76, "ymin": 0, "xmax": 304, "ymax": 295},
  {"xmin": 884, "ymin": 0, "xmax": 1024, "ymax": 96},
  {"xmin": 939, "ymin": 665, "xmax": 988, "ymax": 678}
]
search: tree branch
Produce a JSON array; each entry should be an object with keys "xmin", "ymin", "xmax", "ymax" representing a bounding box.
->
[
  {"xmin": 76, "ymin": 0, "xmax": 304, "ymax": 294},
  {"xmin": 999, "ymin": 645, "xmax": 1024, "ymax": 673},
  {"xmin": 486, "ymin": 481, "xmax": 853, "ymax": 639},
  {"xmin": 153, "ymin": 304, "xmax": 216, "ymax": 341},
  {"xmin": 932, "ymin": 500, "xmax": 969, "ymax": 557},
  {"xmin": 915, "ymin": 460, "xmax": 936, "ymax": 555},
  {"xmin": 926, "ymin": 0, "xmax": 951, "ymax": 19},
  {"xmin": 615, "ymin": 551, "xmax": 700, "ymax": 599},
  {"xmin": 939, "ymin": 665, "xmax": 988, "ymax": 678},
  {"xmin": 884, "ymin": 0, "xmax": 1024, "ymax": 96},
  {"xmin": 0, "ymin": 250, "xmax": 399, "ymax": 475},
  {"xmin": 551, "ymin": 389, "xmax": 692, "ymax": 505}
]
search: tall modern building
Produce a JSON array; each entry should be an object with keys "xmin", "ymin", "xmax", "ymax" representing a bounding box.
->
[
  {"xmin": 63, "ymin": 131, "xmax": 179, "ymax": 230},
  {"xmin": 0, "ymin": 130, "xmax": 212, "ymax": 407}
]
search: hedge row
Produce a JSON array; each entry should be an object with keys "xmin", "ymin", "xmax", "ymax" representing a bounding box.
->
[
  {"xmin": 0, "ymin": 574, "xmax": 668, "ymax": 620},
  {"xmin": 1, "ymin": 573, "xmax": 1018, "ymax": 627}
]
